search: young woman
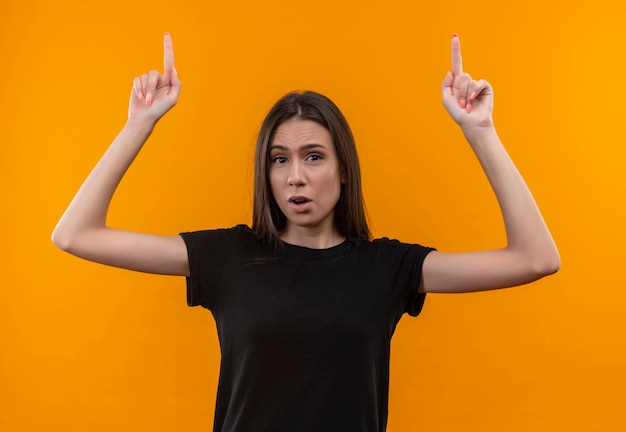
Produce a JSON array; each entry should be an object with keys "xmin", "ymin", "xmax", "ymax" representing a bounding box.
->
[{"xmin": 52, "ymin": 33, "xmax": 559, "ymax": 431}]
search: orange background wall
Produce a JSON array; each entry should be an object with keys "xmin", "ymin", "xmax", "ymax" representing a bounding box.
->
[{"xmin": 2, "ymin": 0, "xmax": 625, "ymax": 430}]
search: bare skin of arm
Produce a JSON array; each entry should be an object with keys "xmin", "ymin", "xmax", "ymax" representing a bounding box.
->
[
  {"xmin": 52, "ymin": 33, "xmax": 189, "ymax": 276},
  {"xmin": 420, "ymin": 35, "xmax": 560, "ymax": 293}
]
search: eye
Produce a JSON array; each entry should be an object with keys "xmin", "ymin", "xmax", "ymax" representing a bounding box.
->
[
  {"xmin": 272, "ymin": 156, "xmax": 288, "ymax": 164},
  {"xmin": 306, "ymin": 154, "xmax": 323, "ymax": 162}
]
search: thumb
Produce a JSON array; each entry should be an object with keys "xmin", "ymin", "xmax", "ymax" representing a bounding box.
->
[
  {"xmin": 441, "ymin": 71, "xmax": 453, "ymax": 90},
  {"xmin": 168, "ymin": 67, "xmax": 182, "ymax": 99},
  {"xmin": 171, "ymin": 67, "xmax": 181, "ymax": 87}
]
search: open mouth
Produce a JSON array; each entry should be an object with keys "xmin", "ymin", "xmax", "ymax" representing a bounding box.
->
[{"xmin": 289, "ymin": 197, "xmax": 311, "ymax": 205}]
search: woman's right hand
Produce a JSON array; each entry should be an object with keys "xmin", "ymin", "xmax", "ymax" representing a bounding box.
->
[{"xmin": 128, "ymin": 32, "xmax": 181, "ymax": 124}]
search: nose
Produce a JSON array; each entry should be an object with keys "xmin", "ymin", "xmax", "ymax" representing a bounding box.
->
[{"xmin": 288, "ymin": 161, "xmax": 305, "ymax": 187}]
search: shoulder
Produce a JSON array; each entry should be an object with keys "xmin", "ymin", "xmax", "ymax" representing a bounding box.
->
[
  {"xmin": 369, "ymin": 237, "xmax": 435, "ymax": 254},
  {"xmin": 181, "ymin": 224, "xmax": 253, "ymax": 242},
  {"xmin": 180, "ymin": 224, "xmax": 256, "ymax": 251},
  {"xmin": 352, "ymin": 237, "xmax": 435, "ymax": 265},
  {"xmin": 180, "ymin": 225, "xmax": 276, "ymax": 261}
]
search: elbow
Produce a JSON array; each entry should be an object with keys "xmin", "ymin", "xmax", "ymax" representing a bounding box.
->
[
  {"xmin": 51, "ymin": 226, "xmax": 70, "ymax": 252},
  {"xmin": 545, "ymin": 243, "xmax": 561, "ymax": 275},
  {"xmin": 51, "ymin": 224, "xmax": 77, "ymax": 253},
  {"xmin": 549, "ymin": 251, "xmax": 561, "ymax": 274},
  {"xmin": 530, "ymin": 248, "xmax": 561, "ymax": 279},
  {"xmin": 537, "ymin": 257, "xmax": 560, "ymax": 278}
]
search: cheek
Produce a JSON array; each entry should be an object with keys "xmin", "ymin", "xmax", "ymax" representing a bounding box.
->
[
  {"xmin": 268, "ymin": 170, "xmax": 286, "ymax": 209},
  {"xmin": 324, "ymin": 171, "xmax": 343, "ymax": 201}
]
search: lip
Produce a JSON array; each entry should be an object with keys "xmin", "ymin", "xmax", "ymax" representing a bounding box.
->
[
  {"xmin": 288, "ymin": 195, "xmax": 312, "ymax": 204},
  {"xmin": 288, "ymin": 195, "xmax": 312, "ymax": 212}
]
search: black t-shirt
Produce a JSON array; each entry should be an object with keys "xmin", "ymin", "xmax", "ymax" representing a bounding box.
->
[{"xmin": 180, "ymin": 225, "xmax": 434, "ymax": 432}]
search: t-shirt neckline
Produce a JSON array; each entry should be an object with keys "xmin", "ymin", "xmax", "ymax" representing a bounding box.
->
[{"xmin": 282, "ymin": 240, "xmax": 352, "ymax": 260}]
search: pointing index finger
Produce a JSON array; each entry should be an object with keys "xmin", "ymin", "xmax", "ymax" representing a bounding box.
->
[
  {"xmin": 451, "ymin": 33, "xmax": 462, "ymax": 76},
  {"xmin": 164, "ymin": 32, "xmax": 175, "ymax": 74}
]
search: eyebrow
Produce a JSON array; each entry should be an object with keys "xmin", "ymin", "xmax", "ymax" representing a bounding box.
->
[{"xmin": 269, "ymin": 143, "xmax": 326, "ymax": 151}]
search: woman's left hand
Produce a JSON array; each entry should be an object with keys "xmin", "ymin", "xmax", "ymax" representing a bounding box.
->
[{"xmin": 441, "ymin": 34, "xmax": 494, "ymax": 132}]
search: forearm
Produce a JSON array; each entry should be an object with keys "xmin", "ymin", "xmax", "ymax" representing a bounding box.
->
[
  {"xmin": 463, "ymin": 126, "xmax": 560, "ymax": 274},
  {"xmin": 52, "ymin": 119, "xmax": 156, "ymax": 249}
]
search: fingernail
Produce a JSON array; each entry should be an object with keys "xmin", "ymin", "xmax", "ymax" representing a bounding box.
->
[
  {"xmin": 146, "ymin": 93, "xmax": 152, "ymax": 106},
  {"xmin": 459, "ymin": 99, "xmax": 466, "ymax": 109},
  {"xmin": 466, "ymin": 104, "xmax": 472, "ymax": 113},
  {"xmin": 470, "ymin": 92, "xmax": 476, "ymax": 101},
  {"xmin": 452, "ymin": 33, "xmax": 459, "ymax": 38}
]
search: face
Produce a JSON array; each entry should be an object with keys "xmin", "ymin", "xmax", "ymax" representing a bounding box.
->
[{"xmin": 269, "ymin": 118, "xmax": 343, "ymax": 238}]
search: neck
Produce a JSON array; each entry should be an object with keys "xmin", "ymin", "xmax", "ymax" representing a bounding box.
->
[{"xmin": 280, "ymin": 225, "xmax": 345, "ymax": 249}]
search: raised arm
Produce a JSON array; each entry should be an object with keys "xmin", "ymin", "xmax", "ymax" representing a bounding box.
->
[
  {"xmin": 52, "ymin": 33, "xmax": 189, "ymax": 276},
  {"xmin": 420, "ymin": 34, "xmax": 560, "ymax": 293}
]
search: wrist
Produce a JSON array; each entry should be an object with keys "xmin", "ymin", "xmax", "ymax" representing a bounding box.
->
[
  {"xmin": 125, "ymin": 117, "xmax": 157, "ymax": 133},
  {"xmin": 462, "ymin": 124, "xmax": 498, "ymax": 143}
]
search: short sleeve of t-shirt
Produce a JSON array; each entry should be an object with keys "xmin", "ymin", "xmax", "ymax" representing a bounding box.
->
[
  {"xmin": 371, "ymin": 238, "xmax": 435, "ymax": 317},
  {"xmin": 179, "ymin": 225, "xmax": 258, "ymax": 309}
]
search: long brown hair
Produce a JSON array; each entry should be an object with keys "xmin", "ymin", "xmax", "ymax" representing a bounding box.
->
[{"xmin": 252, "ymin": 90, "xmax": 371, "ymax": 245}]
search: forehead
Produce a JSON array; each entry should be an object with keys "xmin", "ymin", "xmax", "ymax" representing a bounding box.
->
[{"xmin": 271, "ymin": 118, "xmax": 332, "ymax": 147}]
